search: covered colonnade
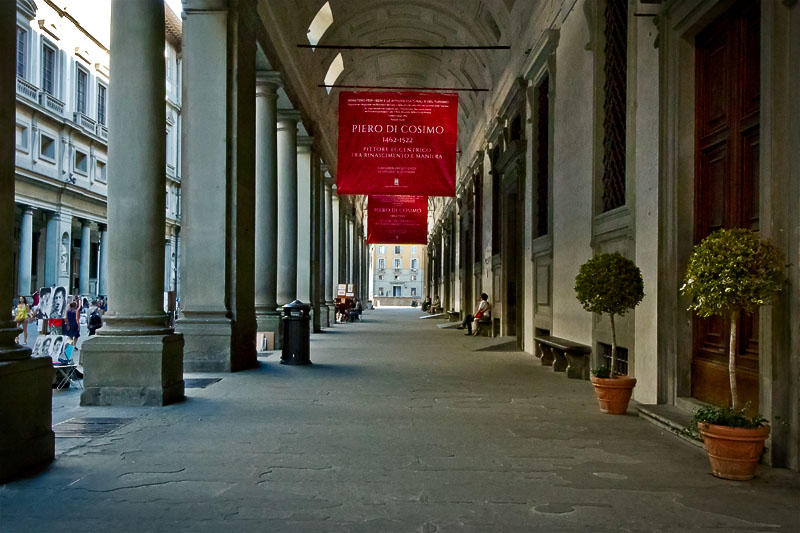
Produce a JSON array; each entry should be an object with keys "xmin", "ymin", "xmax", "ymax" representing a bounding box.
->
[{"xmin": 2, "ymin": 0, "xmax": 800, "ymax": 481}]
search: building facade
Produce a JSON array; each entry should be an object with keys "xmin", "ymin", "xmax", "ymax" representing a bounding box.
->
[
  {"xmin": 12, "ymin": 0, "xmax": 182, "ymax": 302},
  {"xmin": 371, "ymin": 243, "xmax": 425, "ymax": 306}
]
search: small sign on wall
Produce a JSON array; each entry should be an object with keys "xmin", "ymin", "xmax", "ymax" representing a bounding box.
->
[{"xmin": 256, "ymin": 331, "xmax": 275, "ymax": 352}]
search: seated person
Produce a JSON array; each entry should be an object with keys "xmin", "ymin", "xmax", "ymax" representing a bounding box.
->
[
  {"xmin": 421, "ymin": 297, "xmax": 431, "ymax": 312},
  {"xmin": 429, "ymin": 295, "xmax": 441, "ymax": 314},
  {"xmin": 457, "ymin": 293, "xmax": 491, "ymax": 336},
  {"xmin": 348, "ymin": 298, "xmax": 361, "ymax": 322}
]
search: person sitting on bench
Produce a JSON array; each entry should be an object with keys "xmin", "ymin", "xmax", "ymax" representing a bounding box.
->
[
  {"xmin": 457, "ymin": 293, "xmax": 490, "ymax": 336},
  {"xmin": 429, "ymin": 294, "xmax": 441, "ymax": 314}
]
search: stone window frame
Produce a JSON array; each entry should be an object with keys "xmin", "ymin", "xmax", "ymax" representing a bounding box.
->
[
  {"xmin": 15, "ymin": 121, "xmax": 30, "ymax": 153},
  {"xmin": 40, "ymin": 38, "xmax": 59, "ymax": 97},
  {"xmin": 95, "ymin": 158, "xmax": 107, "ymax": 183},
  {"xmin": 16, "ymin": 25, "xmax": 28, "ymax": 79},
  {"xmin": 588, "ymin": 0, "xmax": 634, "ymax": 244},
  {"xmin": 39, "ymin": 131, "xmax": 57, "ymax": 163},
  {"xmin": 96, "ymin": 81, "xmax": 107, "ymax": 125},
  {"xmin": 75, "ymin": 63, "xmax": 90, "ymax": 115},
  {"xmin": 73, "ymin": 148, "xmax": 89, "ymax": 176}
]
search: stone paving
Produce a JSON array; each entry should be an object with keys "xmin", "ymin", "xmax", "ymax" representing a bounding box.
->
[{"xmin": 1, "ymin": 308, "xmax": 799, "ymax": 532}]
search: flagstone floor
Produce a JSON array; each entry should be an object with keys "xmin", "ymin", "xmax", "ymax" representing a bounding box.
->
[{"xmin": 1, "ymin": 308, "xmax": 798, "ymax": 532}]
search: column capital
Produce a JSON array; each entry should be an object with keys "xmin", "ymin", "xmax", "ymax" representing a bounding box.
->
[
  {"xmin": 277, "ymin": 109, "xmax": 302, "ymax": 123},
  {"xmin": 256, "ymin": 71, "xmax": 281, "ymax": 97},
  {"xmin": 22, "ymin": 206, "xmax": 34, "ymax": 215},
  {"xmin": 297, "ymin": 135, "xmax": 314, "ymax": 150},
  {"xmin": 256, "ymin": 70, "xmax": 282, "ymax": 87}
]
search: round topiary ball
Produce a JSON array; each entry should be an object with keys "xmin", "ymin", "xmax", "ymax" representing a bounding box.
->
[
  {"xmin": 681, "ymin": 228, "xmax": 784, "ymax": 317},
  {"xmin": 574, "ymin": 252, "xmax": 644, "ymax": 316}
]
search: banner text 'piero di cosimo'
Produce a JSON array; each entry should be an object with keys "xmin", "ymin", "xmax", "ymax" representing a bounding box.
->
[
  {"xmin": 337, "ymin": 91, "xmax": 457, "ymax": 197},
  {"xmin": 367, "ymin": 195, "xmax": 428, "ymax": 245}
]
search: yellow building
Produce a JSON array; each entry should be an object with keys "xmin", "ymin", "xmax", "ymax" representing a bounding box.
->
[{"xmin": 370, "ymin": 243, "xmax": 425, "ymax": 306}]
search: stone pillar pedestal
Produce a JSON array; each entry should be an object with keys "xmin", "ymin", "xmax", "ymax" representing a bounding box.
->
[
  {"xmin": 0, "ymin": 356, "xmax": 54, "ymax": 481},
  {"xmin": 81, "ymin": 333, "xmax": 184, "ymax": 405},
  {"xmin": 0, "ymin": 0, "xmax": 53, "ymax": 481},
  {"xmin": 81, "ymin": 0, "xmax": 183, "ymax": 405}
]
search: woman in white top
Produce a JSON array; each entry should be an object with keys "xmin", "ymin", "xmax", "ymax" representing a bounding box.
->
[{"xmin": 457, "ymin": 293, "xmax": 491, "ymax": 336}]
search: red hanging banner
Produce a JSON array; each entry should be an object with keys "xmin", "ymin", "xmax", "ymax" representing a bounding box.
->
[
  {"xmin": 367, "ymin": 195, "xmax": 428, "ymax": 244},
  {"xmin": 337, "ymin": 91, "xmax": 457, "ymax": 196}
]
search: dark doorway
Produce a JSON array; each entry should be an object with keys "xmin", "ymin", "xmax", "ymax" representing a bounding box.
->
[{"xmin": 692, "ymin": 0, "xmax": 760, "ymax": 410}]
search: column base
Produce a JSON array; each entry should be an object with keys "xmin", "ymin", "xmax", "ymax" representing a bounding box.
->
[
  {"xmin": 256, "ymin": 310, "xmax": 282, "ymax": 351},
  {"xmin": 0, "ymin": 356, "xmax": 55, "ymax": 482},
  {"xmin": 80, "ymin": 333, "xmax": 184, "ymax": 406},
  {"xmin": 178, "ymin": 314, "xmax": 235, "ymax": 372},
  {"xmin": 328, "ymin": 304, "xmax": 336, "ymax": 326},
  {"xmin": 312, "ymin": 306, "xmax": 322, "ymax": 333},
  {"xmin": 319, "ymin": 306, "xmax": 330, "ymax": 329},
  {"xmin": 178, "ymin": 312, "xmax": 257, "ymax": 372}
]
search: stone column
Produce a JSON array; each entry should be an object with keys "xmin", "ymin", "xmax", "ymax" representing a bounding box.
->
[
  {"xmin": 276, "ymin": 111, "xmax": 301, "ymax": 306},
  {"xmin": 0, "ymin": 0, "xmax": 53, "ymax": 482},
  {"xmin": 80, "ymin": 0, "xmax": 183, "ymax": 407},
  {"xmin": 79, "ymin": 221, "xmax": 91, "ymax": 295},
  {"xmin": 310, "ymin": 155, "xmax": 324, "ymax": 331},
  {"xmin": 17, "ymin": 207, "xmax": 34, "ymax": 296},
  {"xmin": 163, "ymin": 237, "xmax": 171, "ymax": 292},
  {"xmin": 98, "ymin": 225, "xmax": 108, "ymax": 296},
  {"xmin": 254, "ymin": 73, "xmax": 281, "ymax": 348},
  {"xmin": 296, "ymin": 135, "xmax": 313, "ymax": 303},
  {"xmin": 353, "ymin": 221, "xmax": 361, "ymax": 293},
  {"xmin": 331, "ymin": 191, "xmax": 341, "ymax": 301},
  {"xmin": 178, "ymin": 0, "xmax": 258, "ymax": 371},
  {"xmin": 345, "ymin": 215, "xmax": 353, "ymax": 283},
  {"xmin": 324, "ymin": 179, "xmax": 335, "ymax": 321}
]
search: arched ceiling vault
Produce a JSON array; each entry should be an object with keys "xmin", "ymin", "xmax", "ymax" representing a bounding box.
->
[{"xmin": 257, "ymin": 0, "xmax": 540, "ymax": 184}]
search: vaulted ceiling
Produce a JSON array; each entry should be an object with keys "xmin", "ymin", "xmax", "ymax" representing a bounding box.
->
[{"xmin": 256, "ymin": 0, "xmax": 547, "ymax": 178}]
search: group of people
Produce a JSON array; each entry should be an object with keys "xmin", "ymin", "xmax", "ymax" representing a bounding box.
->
[
  {"xmin": 12, "ymin": 289, "xmax": 106, "ymax": 347},
  {"xmin": 422, "ymin": 294, "xmax": 441, "ymax": 314},
  {"xmin": 335, "ymin": 297, "xmax": 363, "ymax": 323}
]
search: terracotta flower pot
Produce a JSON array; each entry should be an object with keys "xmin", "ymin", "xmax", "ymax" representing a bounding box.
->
[
  {"xmin": 697, "ymin": 423, "xmax": 770, "ymax": 481},
  {"xmin": 590, "ymin": 375, "xmax": 636, "ymax": 415}
]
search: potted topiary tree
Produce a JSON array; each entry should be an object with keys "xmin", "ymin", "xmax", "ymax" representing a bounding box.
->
[
  {"xmin": 575, "ymin": 252, "xmax": 644, "ymax": 415},
  {"xmin": 681, "ymin": 228, "xmax": 784, "ymax": 480}
]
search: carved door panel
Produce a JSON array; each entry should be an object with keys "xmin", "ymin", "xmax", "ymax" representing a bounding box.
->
[{"xmin": 692, "ymin": 0, "xmax": 760, "ymax": 409}]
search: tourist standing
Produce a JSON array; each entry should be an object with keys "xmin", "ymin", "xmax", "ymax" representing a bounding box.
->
[
  {"xmin": 14, "ymin": 296, "xmax": 30, "ymax": 345},
  {"xmin": 64, "ymin": 301, "xmax": 81, "ymax": 347}
]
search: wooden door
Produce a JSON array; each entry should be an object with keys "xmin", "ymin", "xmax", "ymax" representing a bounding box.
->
[{"xmin": 693, "ymin": 0, "xmax": 760, "ymax": 409}]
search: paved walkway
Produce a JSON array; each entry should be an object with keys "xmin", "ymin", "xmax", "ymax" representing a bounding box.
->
[{"xmin": 1, "ymin": 309, "xmax": 799, "ymax": 531}]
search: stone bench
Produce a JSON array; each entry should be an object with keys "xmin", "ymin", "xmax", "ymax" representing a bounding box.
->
[
  {"xmin": 475, "ymin": 316, "xmax": 495, "ymax": 337},
  {"xmin": 533, "ymin": 335, "xmax": 591, "ymax": 380},
  {"xmin": 447, "ymin": 310, "xmax": 460, "ymax": 322}
]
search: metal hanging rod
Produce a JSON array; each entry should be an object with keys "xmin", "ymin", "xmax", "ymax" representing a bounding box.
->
[
  {"xmin": 319, "ymin": 84, "xmax": 488, "ymax": 92},
  {"xmin": 299, "ymin": 44, "xmax": 510, "ymax": 50}
]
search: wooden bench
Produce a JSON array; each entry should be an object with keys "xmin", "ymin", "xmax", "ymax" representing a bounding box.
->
[{"xmin": 533, "ymin": 335, "xmax": 591, "ymax": 380}]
